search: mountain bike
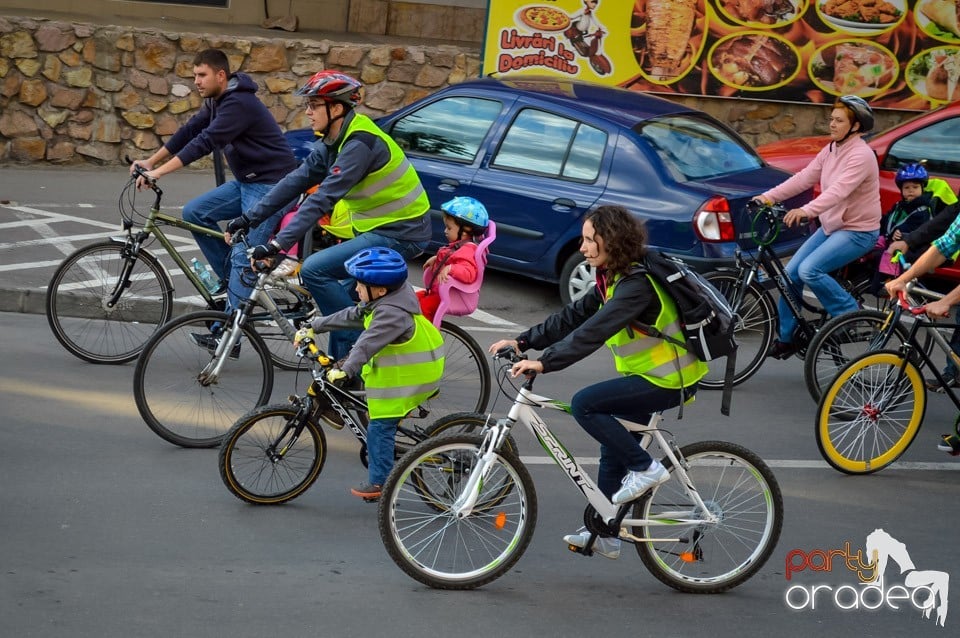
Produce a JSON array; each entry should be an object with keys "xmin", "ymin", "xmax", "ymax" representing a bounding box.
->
[
  {"xmin": 133, "ymin": 254, "xmax": 491, "ymax": 449},
  {"xmin": 219, "ymin": 337, "xmax": 514, "ymax": 505},
  {"xmin": 377, "ymin": 347, "xmax": 783, "ymax": 591},
  {"xmin": 701, "ymin": 201, "xmax": 883, "ymax": 389},
  {"xmin": 45, "ymin": 160, "xmax": 309, "ymax": 370},
  {"xmin": 816, "ymin": 281, "xmax": 960, "ymax": 474}
]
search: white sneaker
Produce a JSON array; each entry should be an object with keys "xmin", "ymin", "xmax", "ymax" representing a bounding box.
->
[
  {"xmin": 611, "ymin": 460, "xmax": 670, "ymax": 505},
  {"xmin": 563, "ymin": 527, "xmax": 621, "ymax": 559}
]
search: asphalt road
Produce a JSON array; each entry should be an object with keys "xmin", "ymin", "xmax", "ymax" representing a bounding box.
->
[{"xmin": 1, "ymin": 166, "xmax": 958, "ymax": 637}]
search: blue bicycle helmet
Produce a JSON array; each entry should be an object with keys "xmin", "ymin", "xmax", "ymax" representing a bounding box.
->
[
  {"xmin": 345, "ymin": 247, "xmax": 408, "ymax": 287},
  {"xmin": 837, "ymin": 95, "xmax": 874, "ymax": 133},
  {"xmin": 895, "ymin": 162, "xmax": 929, "ymax": 188},
  {"xmin": 441, "ymin": 196, "xmax": 489, "ymax": 229}
]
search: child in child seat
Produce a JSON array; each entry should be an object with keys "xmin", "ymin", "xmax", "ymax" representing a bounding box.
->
[{"xmin": 417, "ymin": 197, "xmax": 490, "ymax": 322}]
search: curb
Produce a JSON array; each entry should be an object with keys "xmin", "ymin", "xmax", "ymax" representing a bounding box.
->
[{"xmin": 0, "ymin": 288, "xmax": 45, "ymax": 315}]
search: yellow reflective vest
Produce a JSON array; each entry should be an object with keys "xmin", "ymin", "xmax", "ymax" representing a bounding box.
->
[
  {"xmin": 362, "ymin": 311, "xmax": 444, "ymax": 419},
  {"xmin": 604, "ymin": 272, "xmax": 707, "ymax": 389},
  {"xmin": 336, "ymin": 114, "xmax": 430, "ymax": 233}
]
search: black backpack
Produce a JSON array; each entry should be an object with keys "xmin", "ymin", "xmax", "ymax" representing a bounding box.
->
[{"xmin": 633, "ymin": 250, "xmax": 738, "ymax": 415}]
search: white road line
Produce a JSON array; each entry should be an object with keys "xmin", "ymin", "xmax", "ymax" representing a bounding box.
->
[{"xmin": 518, "ymin": 456, "xmax": 960, "ymax": 470}]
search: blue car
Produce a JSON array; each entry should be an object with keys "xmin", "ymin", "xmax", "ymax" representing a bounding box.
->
[{"xmin": 286, "ymin": 77, "xmax": 810, "ymax": 302}]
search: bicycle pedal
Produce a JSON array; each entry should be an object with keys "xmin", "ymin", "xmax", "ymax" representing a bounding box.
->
[
  {"xmin": 567, "ymin": 544, "xmax": 587, "ymax": 556},
  {"xmin": 362, "ymin": 496, "xmax": 379, "ymax": 504}
]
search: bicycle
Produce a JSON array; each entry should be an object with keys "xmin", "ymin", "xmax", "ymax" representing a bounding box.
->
[
  {"xmin": 45, "ymin": 160, "xmax": 311, "ymax": 370},
  {"xmin": 701, "ymin": 201, "xmax": 885, "ymax": 390},
  {"xmin": 132, "ymin": 253, "xmax": 491, "ymax": 449},
  {"xmin": 219, "ymin": 337, "xmax": 515, "ymax": 505},
  {"xmin": 377, "ymin": 347, "xmax": 784, "ymax": 591},
  {"xmin": 802, "ymin": 252, "xmax": 937, "ymax": 402},
  {"xmin": 816, "ymin": 281, "xmax": 960, "ymax": 474}
]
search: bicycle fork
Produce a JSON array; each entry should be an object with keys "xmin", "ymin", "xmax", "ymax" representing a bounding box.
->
[
  {"xmin": 451, "ymin": 420, "xmax": 513, "ymax": 518},
  {"xmin": 104, "ymin": 235, "xmax": 145, "ymax": 309}
]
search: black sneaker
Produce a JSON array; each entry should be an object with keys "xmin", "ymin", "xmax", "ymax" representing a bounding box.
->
[
  {"xmin": 350, "ymin": 481, "xmax": 382, "ymax": 501},
  {"xmin": 925, "ymin": 372, "xmax": 959, "ymax": 393},
  {"xmin": 767, "ymin": 340, "xmax": 797, "ymax": 360},
  {"xmin": 190, "ymin": 332, "xmax": 240, "ymax": 360},
  {"xmin": 937, "ymin": 433, "xmax": 960, "ymax": 456}
]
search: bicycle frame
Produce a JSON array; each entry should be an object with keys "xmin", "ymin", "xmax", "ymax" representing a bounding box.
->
[{"xmin": 452, "ymin": 374, "xmax": 718, "ymax": 541}]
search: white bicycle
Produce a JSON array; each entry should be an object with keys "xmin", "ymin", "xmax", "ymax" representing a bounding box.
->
[{"xmin": 377, "ymin": 347, "xmax": 784, "ymax": 591}]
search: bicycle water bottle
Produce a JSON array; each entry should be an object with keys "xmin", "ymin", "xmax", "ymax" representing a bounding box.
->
[{"xmin": 190, "ymin": 258, "xmax": 220, "ymax": 294}]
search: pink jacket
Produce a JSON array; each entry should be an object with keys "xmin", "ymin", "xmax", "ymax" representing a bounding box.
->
[
  {"xmin": 425, "ymin": 241, "xmax": 478, "ymax": 289},
  {"xmin": 762, "ymin": 136, "xmax": 881, "ymax": 234}
]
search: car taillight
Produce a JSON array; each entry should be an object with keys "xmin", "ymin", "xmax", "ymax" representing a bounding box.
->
[{"xmin": 693, "ymin": 197, "xmax": 735, "ymax": 243}]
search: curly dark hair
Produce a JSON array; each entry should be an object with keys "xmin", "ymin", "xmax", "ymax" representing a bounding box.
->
[{"xmin": 583, "ymin": 205, "xmax": 648, "ymax": 276}]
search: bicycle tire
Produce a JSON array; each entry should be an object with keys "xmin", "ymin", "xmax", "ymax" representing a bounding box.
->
[
  {"xmin": 816, "ymin": 351, "xmax": 926, "ymax": 474},
  {"xmin": 46, "ymin": 241, "xmax": 173, "ymax": 364},
  {"xmin": 378, "ymin": 432, "xmax": 537, "ymax": 590},
  {"xmin": 133, "ymin": 310, "xmax": 274, "ymax": 448},
  {"xmin": 803, "ymin": 309, "xmax": 915, "ymax": 403},
  {"xmin": 411, "ymin": 322, "xmax": 490, "ymax": 422},
  {"xmin": 699, "ymin": 272, "xmax": 775, "ymax": 389},
  {"xmin": 633, "ymin": 440, "xmax": 783, "ymax": 593},
  {"xmin": 218, "ymin": 403, "xmax": 327, "ymax": 504}
]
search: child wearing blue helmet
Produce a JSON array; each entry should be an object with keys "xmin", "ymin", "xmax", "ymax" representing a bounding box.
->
[
  {"xmin": 869, "ymin": 163, "xmax": 935, "ymax": 288},
  {"xmin": 296, "ymin": 246, "xmax": 444, "ymax": 500},
  {"xmin": 417, "ymin": 196, "xmax": 490, "ymax": 322}
]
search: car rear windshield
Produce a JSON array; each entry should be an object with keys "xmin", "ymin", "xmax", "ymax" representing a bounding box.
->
[{"xmin": 636, "ymin": 116, "xmax": 762, "ymax": 181}]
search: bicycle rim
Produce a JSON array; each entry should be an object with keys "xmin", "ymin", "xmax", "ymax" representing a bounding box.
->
[
  {"xmin": 46, "ymin": 242, "xmax": 172, "ymax": 364},
  {"xmin": 816, "ymin": 352, "xmax": 925, "ymax": 474},
  {"xmin": 133, "ymin": 310, "xmax": 274, "ymax": 448},
  {"xmin": 411, "ymin": 322, "xmax": 491, "ymax": 423},
  {"xmin": 700, "ymin": 273, "xmax": 774, "ymax": 389},
  {"xmin": 634, "ymin": 441, "xmax": 783, "ymax": 593},
  {"xmin": 378, "ymin": 434, "xmax": 536, "ymax": 589},
  {"xmin": 804, "ymin": 310, "xmax": 908, "ymax": 403},
  {"xmin": 219, "ymin": 404, "xmax": 326, "ymax": 504}
]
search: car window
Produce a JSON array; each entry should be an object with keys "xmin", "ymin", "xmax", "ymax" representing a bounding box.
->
[
  {"xmin": 388, "ymin": 97, "xmax": 502, "ymax": 163},
  {"xmin": 492, "ymin": 108, "xmax": 606, "ymax": 181},
  {"xmin": 883, "ymin": 118, "xmax": 960, "ymax": 177},
  {"xmin": 637, "ymin": 116, "xmax": 762, "ymax": 180}
]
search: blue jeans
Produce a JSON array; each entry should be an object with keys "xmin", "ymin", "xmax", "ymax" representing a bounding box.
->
[
  {"xmin": 570, "ymin": 375, "xmax": 690, "ymax": 499},
  {"xmin": 182, "ymin": 180, "xmax": 282, "ymax": 311},
  {"xmin": 778, "ymin": 227, "xmax": 879, "ymax": 343},
  {"xmin": 366, "ymin": 417, "xmax": 400, "ymax": 486},
  {"xmin": 300, "ymin": 233, "xmax": 428, "ymax": 359}
]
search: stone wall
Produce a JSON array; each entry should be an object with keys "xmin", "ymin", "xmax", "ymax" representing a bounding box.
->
[{"xmin": 0, "ymin": 14, "xmax": 914, "ymax": 168}]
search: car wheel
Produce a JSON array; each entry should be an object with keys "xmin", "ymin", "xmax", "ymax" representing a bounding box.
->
[{"xmin": 559, "ymin": 252, "xmax": 595, "ymax": 304}]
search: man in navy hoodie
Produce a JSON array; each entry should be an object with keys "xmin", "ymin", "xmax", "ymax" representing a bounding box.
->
[{"xmin": 130, "ymin": 48, "xmax": 297, "ymax": 312}]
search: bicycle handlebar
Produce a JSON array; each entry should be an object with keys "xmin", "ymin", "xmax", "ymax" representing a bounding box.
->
[
  {"xmin": 124, "ymin": 155, "xmax": 161, "ymax": 193},
  {"xmin": 744, "ymin": 200, "xmax": 789, "ymax": 247}
]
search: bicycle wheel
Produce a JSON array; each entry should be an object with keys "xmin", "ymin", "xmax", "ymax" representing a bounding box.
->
[
  {"xmin": 411, "ymin": 322, "xmax": 490, "ymax": 422},
  {"xmin": 633, "ymin": 441, "xmax": 783, "ymax": 593},
  {"xmin": 219, "ymin": 403, "xmax": 327, "ymax": 504},
  {"xmin": 378, "ymin": 433, "xmax": 537, "ymax": 589},
  {"xmin": 816, "ymin": 351, "xmax": 926, "ymax": 474},
  {"xmin": 133, "ymin": 310, "xmax": 274, "ymax": 448},
  {"xmin": 46, "ymin": 241, "xmax": 173, "ymax": 364},
  {"xmin": 699, "ymin": 272, "xmax": 775, "ymax": 389},
  {"xmin": 803, "ymin": 310, "xmax": 912, "ymax": 403}
]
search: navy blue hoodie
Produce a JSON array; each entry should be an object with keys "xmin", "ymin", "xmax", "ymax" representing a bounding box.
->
[{"xmin": 164, "ymin": 72, "xmax": 296, "ymax": 183}]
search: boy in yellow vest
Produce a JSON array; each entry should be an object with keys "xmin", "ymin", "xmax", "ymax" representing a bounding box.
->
[{"xmin": 296, "ymin": 247, "xmax": 444, "ymax": 500}]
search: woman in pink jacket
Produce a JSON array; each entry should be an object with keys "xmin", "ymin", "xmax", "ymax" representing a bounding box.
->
[{"xmin": 756, "ymin": 95, "xmax": 881, "ymax": 359}]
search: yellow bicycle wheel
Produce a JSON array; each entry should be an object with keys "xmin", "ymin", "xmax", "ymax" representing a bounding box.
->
[{"xmin": 816, "ymin": 351, "xmax": 926, "ymax": 474}]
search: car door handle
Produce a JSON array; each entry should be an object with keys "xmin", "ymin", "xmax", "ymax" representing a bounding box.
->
[
  {"xmin": 552, "ymin": 198, "xmax": 577, "ymax": 212},
  {"xmin": 438, "ymin": 179, "xmax": 460, "ymax": 192}
]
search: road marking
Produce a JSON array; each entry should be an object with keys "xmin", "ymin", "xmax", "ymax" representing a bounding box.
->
[{"xmin": 519, "ymin": 456, "xmax": 960, "ymax": 470}]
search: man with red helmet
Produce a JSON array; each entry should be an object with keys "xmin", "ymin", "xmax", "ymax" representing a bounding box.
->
[{"xmin": 227, "ymin": 70, "xmax": 431, "ymax": 359}]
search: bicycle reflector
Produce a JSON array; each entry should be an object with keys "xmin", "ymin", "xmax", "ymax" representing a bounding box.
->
[
  {"xmin": 680, "ymin": 551, "xmax": 696, "ymax": 562},
  {"xmin": 494, "ymin": 512, "xmax": 507, "ymax": 530},
  {"xmin": 693, "ymin": 197, "xmax": 735, "ymax": 243}
]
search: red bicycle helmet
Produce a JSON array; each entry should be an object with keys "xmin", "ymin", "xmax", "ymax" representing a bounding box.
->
[{"xmin": 295, "ymin": 71, "xmax": 363, "ymax": 107}]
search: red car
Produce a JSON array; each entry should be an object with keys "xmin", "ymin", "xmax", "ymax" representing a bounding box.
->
[{"xmin": 757, "ymin": 101, "xmax": 960, "ymax": 214}]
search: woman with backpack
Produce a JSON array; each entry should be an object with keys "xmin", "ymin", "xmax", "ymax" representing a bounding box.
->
[{"xmin": 488, "ymin": 204, "xmax": 707, "ymax": 560}]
